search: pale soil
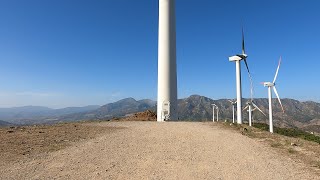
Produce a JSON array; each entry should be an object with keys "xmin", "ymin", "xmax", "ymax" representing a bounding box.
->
[{"xmin": 0, "ymin": 121, "xmax": 319, "ymax": 180}]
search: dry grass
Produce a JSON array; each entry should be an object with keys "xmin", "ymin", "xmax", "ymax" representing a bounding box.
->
[
  {"xmin": 0, "ymin": 121, "xmax": 122, "ymax": 165},
  {"xmin": 217, "ymin": 121, "xmax": 320, "ymax": 172}
]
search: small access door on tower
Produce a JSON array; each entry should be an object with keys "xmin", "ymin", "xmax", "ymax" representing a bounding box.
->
[{"xmin": 162, "ymin": 101, "xmax": 170, "ymax": 121}]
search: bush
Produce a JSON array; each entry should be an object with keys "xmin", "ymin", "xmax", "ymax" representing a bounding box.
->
[
  {"xmin": 253, "ymin": 123, "xmax": 320, "ymax": 144},
  {"xmin": 252, "ymin": 123, "xmax": 269, "ymax": 131}
]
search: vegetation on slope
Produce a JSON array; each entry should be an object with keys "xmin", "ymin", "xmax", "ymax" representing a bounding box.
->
[{"xmin": 253, "ymin": 123, "xmax": 320, "ymax": 144}]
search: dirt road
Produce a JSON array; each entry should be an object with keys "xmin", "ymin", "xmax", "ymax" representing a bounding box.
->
[{"xmin": 0, "ymin": 122, "xmax": 318, "ymax": 179}]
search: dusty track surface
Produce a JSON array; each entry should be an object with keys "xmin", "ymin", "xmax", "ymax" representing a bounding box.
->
[{"xmin": 0, "ymin": 121, "xmax": 319, "ymax": 179}]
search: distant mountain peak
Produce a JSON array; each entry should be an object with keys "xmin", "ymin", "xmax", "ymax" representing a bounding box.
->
[
  {"xmin": 188, "ymin": 94, "xmax": 203, "ymax": 98},
  {"xmin": 117, "ymin": 97, "xmax": 137, "ymax": 103}
]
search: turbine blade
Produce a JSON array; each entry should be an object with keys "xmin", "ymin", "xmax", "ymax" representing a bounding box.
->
[
  {"xmin": 241, "ymin": 27, "xmax": 253, "ymax": 100},
  {"xmin": 243, "ymin": 105, "xmax": 249, "ymax": 111},
  {"xmin": 244, "ymin": 59, "xmax": 250, "ymax": 74},
  {"xmin": 273, "ymin": 56, "xmax": 282, "ymax": 83},
  {"xmin": 252, "ymin": 102, "xmax": 267, "ymax": 116},
  {"xmin": 273, "ymin": 86, "xmax": 285, "ymax": 113},
  {"xmin": 244, "ymin": 59, "xmax": 253, "ymax": 100},
  {"xmin": 242, "ymin": 27, "xmax": 245, "ymax": 54}
]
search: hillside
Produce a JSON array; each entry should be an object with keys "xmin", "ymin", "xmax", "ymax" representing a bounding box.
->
[
  {"xmin": 0, "ymin": 105, "xmax": 100, "ymax": 125},
  {"xmin": 178, "ymin": 95, "xmax": 320, "ymax": 132},
  {"xmin": 0, "ymin": 120, "xmax": 13, "ymax": 126},
  {"xmin": 59, "ymin": 98, "xmax": 156, "ymax": 121}
]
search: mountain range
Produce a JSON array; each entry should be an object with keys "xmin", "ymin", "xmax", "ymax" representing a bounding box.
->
[
  {"xmin": 0, "ymin": 105, "xmax": 100, "ymax": 125},
  {"xmin": 0, "ymin": 95, "xmax": 319, "ymax": 133},
  {"xmin": 177, "ymin": 95, "xmax": 320, "ymax": 133}
]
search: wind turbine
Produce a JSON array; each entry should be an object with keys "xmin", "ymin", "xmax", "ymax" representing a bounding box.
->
[
  {"xmin": 243, "ymin": 100, "xmax": 266, "ymax": 126},
  {"xmin": 262, "ymin": 57, "xmax": 285, "ymax": 133},
  {"xmin": 216, "ymin": 106, "xmax": 219, "ymax": 122},
  {"xmin": 211, "ymin": 104, "xmax": 216, "ymax": 122},
  {"xmin": 211, "ymin": 104, "xmax": 219, "ymax": 122},
  {"xmin": 229, "ymin": 28, "xmax": 252, "ymax": 124},
  {"xmin": 228, "ymin": 99, "xmax": 237, "ymax": 123}
]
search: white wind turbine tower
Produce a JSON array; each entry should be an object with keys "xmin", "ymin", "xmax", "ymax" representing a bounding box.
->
[
  {"xmin": 243, "ymin": 100, "xmax": 266, "ymax": 126},
  {"xmin": 228, "ymin": 99, "xmax": 237, "ymax": 123},
  {"xmin": 216, "ymin": 106, "xmax": 219, "ymax": 122},
  {"xmin": 211, "ymin": 104, "xmax": 216, "ymax": 122},
  {"xmin": 262, "ymin": 57, "xmax": 285, "ymax": 133},
  {"xmin": 157, "ymin": 0, "xmax": 177, "ymax": 122},
  {"xmin": 229, "ymin": 28, "xmax": 252, "ymax": 124}
]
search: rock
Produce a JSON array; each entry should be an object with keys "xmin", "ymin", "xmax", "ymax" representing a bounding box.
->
[
  {"xmin": 291, "ymin": 143, "xmax": 298, "ymax": 146},
  {"xmin": 125, "ymin": 110, "xmax": 157, "ymax": 121}
]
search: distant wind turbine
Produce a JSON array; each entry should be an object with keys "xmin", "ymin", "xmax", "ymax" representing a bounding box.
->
[
  {"xmin": 243, "ymin": 100, "xmax": 266, "ymax": 126},
  {"xmin": 228, "ymin": 99, "xmax": 237, "ymax": 123},
  {"xmin": 216, "ymin": 106, "xmax": 219, "ymax": 122},
  {"xmin": 242, "ymin": 70, "xmax": 266, "ymax": 126},
  {"xmin": 211, "ymin": 104, "xmax": 219, "ymax": 122},
  {"xmin": 262, "ymin": 57, "xmax": 285, "ymax": 133},
  {"xmin": 211, "ymin": 104, "xmax": 216, "ymax": 122},
  {"xmin": 228, "ymin": 28, "xmax": 252, "ymax": 124}
]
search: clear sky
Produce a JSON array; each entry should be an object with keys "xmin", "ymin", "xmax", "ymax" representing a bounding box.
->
[{"xmin": 0, "ymin": 0, "xmax": 320, "ymax": 108}]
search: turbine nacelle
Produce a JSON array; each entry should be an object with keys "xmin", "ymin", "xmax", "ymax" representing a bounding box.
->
[
  {"xmin": 263, "ymin": 82, "xmax": 275, "ymax": 87},
  {"xmin": 245, "ymin": 100, "xmax": 252, "ymax": 105},
  {"xmin": 228, "ymin": 99, "xmax": 237, "ymax": 105},
  {"xmin": 228, "ymin": 54, "xmax": 248, "ymax": 62},
  {"xmin": 211, "ymin": 104, "xmax": 218, "ymax": 109},
  {"xmin": 243, "ymin": 101, "xmax": 267, "ymax": 116}
]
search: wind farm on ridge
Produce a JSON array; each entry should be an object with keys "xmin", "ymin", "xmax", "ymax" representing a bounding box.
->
[
  {"xmin": 157, "ymin": 0, "xmax": 286, "ymax": 134},
  {"xmin": 1, "ymin": 0, "xmax": 320, "ymax": 179}
]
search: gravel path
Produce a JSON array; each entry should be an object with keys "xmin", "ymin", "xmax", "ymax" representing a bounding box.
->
[{"xmin": 1, "ymin": 121, "xmax": 318, "ymax": 179}]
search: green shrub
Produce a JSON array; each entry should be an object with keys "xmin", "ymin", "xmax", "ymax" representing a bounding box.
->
[{"xmin": 253, "ymin": 123, "xmax": 320, "ymax": 144}]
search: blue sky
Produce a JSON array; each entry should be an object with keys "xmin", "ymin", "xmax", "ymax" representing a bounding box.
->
[{"xmin": 0, "ymin": 0, "xmax": 319, "ymax": 108}]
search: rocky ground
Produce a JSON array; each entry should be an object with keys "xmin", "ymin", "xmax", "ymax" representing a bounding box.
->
[
  {"xmin": 0, "ymin": 121, "xmax": 319, "ymax": 179},
  {"xmin": 120, "ymin": 110, "xmax": 157, "ymax": 121}
]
